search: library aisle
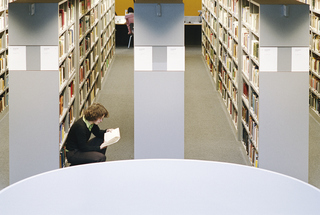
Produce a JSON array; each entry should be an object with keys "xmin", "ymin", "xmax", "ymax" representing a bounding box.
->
[{"xmin": 1, "ymin": 46, "xmax": 320, "ymax": 190}]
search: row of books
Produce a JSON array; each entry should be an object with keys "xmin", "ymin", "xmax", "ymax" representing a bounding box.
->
[
  {"xmin": 0, "ymin": 94, "xmax": 6, "ymax": 113},
  {"xmin": 59, "ymin": 53, "xmax": 75, "ymax": 87},
  {"xmin": 311, "ymin": 14, "xmax": 320, "ymax": 33},
  {"xmin": 0, "ymin": 56, "xmax": 6, "ymax": 72},
  {"xmin": 59, "ymin": 1, "xmax": 75, "ymax": 33},
  {"xmin": 204, "ymin": 8, "xmax": 218, "ymax": 30},
  {"xmin": 251, "ymin": 91, "xmax": 259, "ymax": 119},
  {"xmin": 203, "ymin": 22, "xmax": 218, "ymax": 48},
  {"xmin": 219, "ymin": 0, "xmax": 239, "ymax": 16},
  {"xmin": 310, "ymin": 93, "xmax": 320, "ymax": 114},
  {"xmin": 249, "ymin": 116, "xmax": 259, "ymax": 148},
  {"xmin": 220, "ymin": 68, "xmax": 238, "ymax": 101},
  {"xmin": 242, "ymin": 6, "xmax": 259, "ymax": 33},
  {"xmin": 101, "ymin": 34, "xmax": 114, "ymax": 61},
  {"xmin": 59, "ymin": 104, "xmax": 74, "ymax": 146},
  {"xmin": 79, "ymin": 0, "xmax": 94, "ymax": 17},
  {"xmin": 101, "ymin": 9, "xmax": 114, "ymax": 30},
  {"xmin": 226, "ymin": 92, "xmax": 238, "ymax": 127},
  {"xmin": 248, "ymin": 139, "xmax": 259, "ymax": 167},
  {"xmin": 79, "ymin": 72, "xmax": 97, "ymax": 107},
  {"xmin": 79, "ymin": 58, "xmax": 90, "ymax": 84},
  {"xmin": 311, "ymin": 56, "xmax": 320, "ymax": 75},
  {"xmin": 101, "ymin": 0, "xmax": 114, "ymax": 15},
  {"xmin": 252, "ymin": 65, "xmax": 259, "ymax": 89},
  {"xmin": 310, "ymin": 0, "xmax": 320, "ymax": 11},
  {"xmin": 242, "ymin": 104, "xmax": 249, "ymax": 125},
  {"xmin": 0, "ymin": 15, "xmax": 7, "ymax": 32},
  {"xmin": 59, "ymin": 9, "xmax": 67, "ymax": 31},
  {"xmin": 203, "ymin": 0, "xmax": 218, "ymax": 17},
  {"xmin": 0, "ymin": 33, "xmax": 8, "ymax": 51},
  {"xmin": 59, "ymin": 81, "xmax": 75, "ymax": 117},
  {"xmin": 218, "ymin": 69, "xmax": 238, "ymax": 127},
  {"xmin": 0, "ymin": 76, "xmax": 4, "ymax": 91},
  {"xmin": 310, "ymin": 74, "xmax": 320, "ymax": 93},
  {"xmin": 203, "ymin": 49, "xmax": 216, "ymax": 77}
]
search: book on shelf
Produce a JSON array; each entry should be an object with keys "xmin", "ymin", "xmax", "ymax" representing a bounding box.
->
[
  {"xmin": 68, "ymin": 81, "xmax": 74, "ymax": 101},
  {"xmin": 251, "ymin": 13, "xmax": 259, "ymax": 33},
  {"xmin": 59, "ymin": 95, "xmax": 64, "ymax": 116},
  {"xmin": 59, "ymin": 35, "xmax": 65, "ymax": 58},
  {"xmin": 243, "ymin": 82, "xmax": 249, "ymax": 99},
  {"xmin": 68, "ymin": 1, "xmax": 75, "ymax": 23},
  {"xmin": 68, "ymin": 26, "xmax": 74, "ymax": 48},
  {"xmin": 59, "ymin": 65, "xmax": 66, "ymax": 87},
  {"xmin": 252, "ymin": 65, "xmax": 259, "ymax": 88},
  {"xmin": 0, "ymin": 96, "xmax": 4, "ymax": 112},
  {"xmin": 59, "ymin": 9, "xmax": 67, "ymax": 31},
  {"xmin": 251, "ymin": 39, "xmax": 259, "ymax": 59},
  {"xmin": 311, "ymin": 56, "xmax": 320, "ymax": 74},
  {"xmin": 242, "ymin": 55, "xmax": 249, "ymax": 78},
  {"xmin": 0, "ymin": 77, "xmax": 4, "ymax": 91},
  {"xmin": 242, "ymin": 28, "xmax": 249, "ymax": 50},
  {"xmin": 79, "ymin": 65, "xmax": 84, "ymax": 84}
]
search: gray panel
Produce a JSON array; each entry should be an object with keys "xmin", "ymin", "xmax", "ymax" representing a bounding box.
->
[
  {"xmin": 153, "ymin": 46, "xmax": 167, "ymax": 70},
  {"xmin": 277, "ymin": 47, "xmax": 291, "ymax": 72},
  {"xmin": 8, "ymin": 3, "xmax": 58, "ymax": 46},
  {"xmin": 9, "ymin": 71, "xmax": 59, "ymax": 184},
  {"xmin": 259, "ymin": 72, "xmax": 309, "ymax": 182},
  {"xmin": 260, "ymin": 4, "xmax": 309, "ymax": 47},
  {"xmin": 134, "ymin": 71, "xmax": 184, "ymax": 159},
  {"xmin": 134, "ymin": 3, "xmax": 184, "ymax": 46},
  {"xmin": 26, "ymin": 46, "xmax": 40, "ymax": 70}
]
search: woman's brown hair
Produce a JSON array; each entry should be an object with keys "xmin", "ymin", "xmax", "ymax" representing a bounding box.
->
[{"xmin": 84, "ymin": 103, "xmax": 109, "ymax": 121}]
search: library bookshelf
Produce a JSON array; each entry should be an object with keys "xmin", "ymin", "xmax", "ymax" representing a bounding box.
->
[
  {"xmin": 202, "ymin": 0, "xmax": 259, "ymax": 166},
  {"xmin": 58, "ymin": 0, "xmax": 115, "ymax": 167},
  {"xmin": 7, "ymin": 1, "xmax": 115, "ymax": 184},
  {"xmin": 0, "ymin": 1, "xmax": 7, "ymax": 114},
  {"xmin": 298, "ymin": 0, "xmax": 320, "ymax": 118},
  {"xmin": 202, "ymin": 0, "xmax": 309, "ymax": 181}
]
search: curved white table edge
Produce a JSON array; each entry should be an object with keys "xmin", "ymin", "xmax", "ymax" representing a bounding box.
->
[{"xmin": 0, "ymin": 159, "xmax": 319, "ymax": 215}]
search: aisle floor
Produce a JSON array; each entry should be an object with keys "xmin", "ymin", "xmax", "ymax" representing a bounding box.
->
[
  {"xmin": 97, "ymin": 47, "xmax": 250, "ymax": 165},
  {"xmin": 0, "ymin": 46, "xmax": 319, "ymax": 190}
]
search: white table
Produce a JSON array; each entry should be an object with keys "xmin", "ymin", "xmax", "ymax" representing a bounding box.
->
[{"xmin": 0, "ymin": 159, "xmax": 320, "ymax": 214}]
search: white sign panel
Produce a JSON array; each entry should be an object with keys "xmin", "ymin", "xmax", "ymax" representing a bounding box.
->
[
  {"xmin": 260, "ymin": 47, "xmax": 278, "ymax": 72},
  {"xmin": 167, "ymin": 47, "xmax": 185, "ymax": 71},
  {"xmin": 134, "ymin": 47, "xmax": 152, "ymax": 71},
  {"xmin": 41, "ymin": 46, "xmax": 59, "ymax": 71},
  {"xmin": 292, "ymin": 47, "xmax": 309, "ymax": 72},
  {"xmin": 9, "ymin": 46, "xmax": 26, "ymax": 71}
]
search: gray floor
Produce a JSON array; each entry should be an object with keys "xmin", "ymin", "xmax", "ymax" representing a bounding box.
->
[{"xmin": 0, "ymin": 46, "xmax": 319, "ymax": 190}]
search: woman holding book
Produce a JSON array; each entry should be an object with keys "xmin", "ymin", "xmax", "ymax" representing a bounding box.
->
[{"xmin": 66, "ymin": 103, "xmax": 110, "ymax": 166}]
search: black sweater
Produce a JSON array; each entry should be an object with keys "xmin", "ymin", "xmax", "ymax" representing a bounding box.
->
[{"xmin": 66, "ymin": 118, "xmax": 106, "ymax": 152}]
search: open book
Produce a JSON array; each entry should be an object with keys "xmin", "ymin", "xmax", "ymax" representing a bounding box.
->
[{"xmin": 101, "ymin": 128, "xmax": 120, "ymax": 148}]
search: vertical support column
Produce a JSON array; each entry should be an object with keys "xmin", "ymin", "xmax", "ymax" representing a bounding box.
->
[
  {"xmin": 259, "ymin": 4, "xmax": 309, "ymax": 182},
  {"xmin": 9, "ymin": 3, "xmax": 59, "ymax": 184},
  {"xmin": 134, "ymin": 3, "xmax": 185, "ymax": 159}
]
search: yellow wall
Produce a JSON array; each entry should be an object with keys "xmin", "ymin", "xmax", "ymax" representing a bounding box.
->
[{"xmin": 115, "ymin": 0, "xmax": 201, "ymax": 16}]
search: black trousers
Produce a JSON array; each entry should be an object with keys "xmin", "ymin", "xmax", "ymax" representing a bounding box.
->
[{"xmin": 66, "ymin": 137, "xmax": 107, "ymax": 166}]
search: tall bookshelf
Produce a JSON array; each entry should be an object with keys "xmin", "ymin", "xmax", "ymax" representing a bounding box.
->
[
  {"xmin": 58, "ymin": 0, "xmax": 115, "ymax": 167},
  {"xmin": 8, "ymin": 0, "xmax": 115, "ymax": 183},
  {"xmin": 202, "ymin": 0, "xmax": 310, "ymax": 182},
  {"xmin": 299, "ymin": 0, "xmax": 320, "ymax": 118},
  {"xmin": 0, "ymin": 1, "xmax": 8, "ymax": 114},
  {"xmin": 202, "ymin": 0, "xmax": 259, "ymax": 166}
]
